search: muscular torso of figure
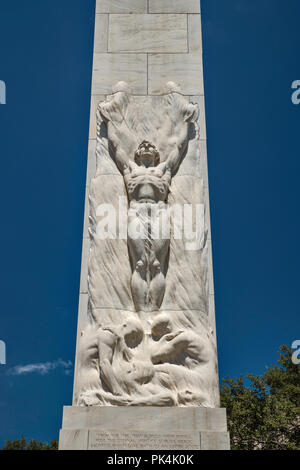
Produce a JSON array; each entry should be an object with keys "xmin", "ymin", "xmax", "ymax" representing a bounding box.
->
[{"xmin": 124, "ymin": 165, "xmax": 170, "ymax": 203}]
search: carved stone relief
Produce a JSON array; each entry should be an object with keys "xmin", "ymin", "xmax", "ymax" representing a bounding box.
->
[{"xmin": 74, "ymin": 81, "xmax": 219, "ymax": 408}]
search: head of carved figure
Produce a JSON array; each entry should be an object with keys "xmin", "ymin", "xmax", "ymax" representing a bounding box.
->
[
  {"xmin": 151, "ymin": 314, "xmax": 173, "ymax": 341},
  {"xmin": 112, "ymin": 80, "xmax": 131, "ymax": 94},
  {"xmin": 164, "ymin": 81, "xmax": 182, "ymax": 94},
  {"xmin": 121, "ymin": 318, "xmax": 144, "ymax": 348},
  {"xmin": 134, "ymin": 141, "xmax": 160, "ymax": 168}
]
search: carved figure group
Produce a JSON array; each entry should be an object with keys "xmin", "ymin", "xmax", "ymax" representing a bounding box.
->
[{"xmin": 77, "ymin": 312, "xmax": 217, "ymax": 407}]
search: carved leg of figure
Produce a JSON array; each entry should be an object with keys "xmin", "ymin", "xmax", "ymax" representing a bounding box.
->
[
  {"xmin": 148, "ymin": 261, "xmax": 166, "ymax": 311},
  {"xmin": 148, "ymin": 203, "xmax": 170, "ymax": 310},
  {"xmin": 99, "ymin": 358, "xmax": 124, "ymax": 396},
  {"xmin": 128, "ymin": 202, "xmax": 170, "ymax": 311},
  {"xmin": 128, "ymin": 202, "xmax": 152, "ymax": 311},
  {"xmin": 131, "ymin": 260, "xmax": 148, "ymax": 311}
]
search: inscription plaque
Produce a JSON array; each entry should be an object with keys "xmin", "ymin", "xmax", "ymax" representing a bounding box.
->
[{"xmin": 88, "ymin": 430, "xmax": 200, "ymax": 450}]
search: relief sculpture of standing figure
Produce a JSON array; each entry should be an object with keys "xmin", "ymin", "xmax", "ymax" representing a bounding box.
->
[
  {"xmin": 98, "ymin": 81, "xmax": 198, "ymax": 312},
  {"xmin": 124, "ymin": 140, "xmax": 171, "ymax": 312}
]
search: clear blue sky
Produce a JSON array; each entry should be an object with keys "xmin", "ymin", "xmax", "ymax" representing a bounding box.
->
[{"xmin": 0, "ymin": 0, "xmax": 299, "ymax": 446}]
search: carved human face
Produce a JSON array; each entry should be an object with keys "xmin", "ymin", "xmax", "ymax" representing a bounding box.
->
[
  {"xmin": 134, "ymin": 141, "xmax": 159, "ymax": 167},
  {"xmin": 151, "ymin": 314, "xmax": 172, "ymax": 341},
  {"xmin": 122, "ymin": 319, "xmax": 144, "ymax": 348}
]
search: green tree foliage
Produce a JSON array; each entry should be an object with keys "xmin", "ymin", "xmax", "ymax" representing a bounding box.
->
[
  {"xmin": 221, "ymin": 345, "xmax": 300, "ymax": 450},
  {"xmin": 1, "ymin": 436, "xmax": 58, "ymax": 450}
]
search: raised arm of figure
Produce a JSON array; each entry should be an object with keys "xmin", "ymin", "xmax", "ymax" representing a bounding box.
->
[{"xmin": 97, "ymin": 85, "xmax": 133, "ymax": 175}]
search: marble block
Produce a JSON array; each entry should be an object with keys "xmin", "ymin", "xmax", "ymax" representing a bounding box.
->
[
  {"xmin": 94, "ymin": 15, "xmax": 108, "ymax": 53},
  {"xmin": 59, "ymin": 406, "xmax": 230, "ymax": 450},
  {"xmin": 92, "ymin": 53, "xmax": 147, "ymax": 95},
  {"xmin": 188, "ymin": 14, "xmax": 203, "ymax": 53},
  {"xmin": 108, "ymin": 14, "xmax": 188, "ymax": 53},
  {"xmin": 86, "ymin": 140, "xmax": 96, "ymax": 187},
  {"xmin": 148, "ymin": 54, "xmax": 204, "ymax": 95},
  {"xmin": 88, "ymin": 94, "xmax": 105, "ymax": 140},
  {"xmin": 149, "ymin": 0, "xmax": 201, "ymax": 14},
  {"xmin": 96, "ymin": 0, "xmax": 148, "ymax": 14}
]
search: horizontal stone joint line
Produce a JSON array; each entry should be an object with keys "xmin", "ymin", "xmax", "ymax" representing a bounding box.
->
[
  {"xmin": 89, "ymin": 306, "xmax": 210, "ymax": 313},
  {"xmin": 104, "ymin": 51, "xmax": 193, "ymax": 55}
]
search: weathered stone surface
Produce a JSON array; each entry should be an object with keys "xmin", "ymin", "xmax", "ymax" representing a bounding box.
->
[
  {"xmin": 59, "ymin": 427, "xmax": 231, "ymax": 450},
  {"xmin": 59, "ymin": 429, "xmax": 88, "ymax": 450},
  {"xmin": 188, "ymin": 14, "xmax": 203, "ymax": 53},
  {"xmin": 207, "ymin": 239, "xmax": 215, "ymax": 295},
  {"xmin": 108, "ymin": 14, "xmax": 188, "ymax": 53},
  {"xmin": 72, "ymin": 293, "xmax": 89, "ymax": 403},
  {"xmin": 94, "ymin": 15, "xmax": 108, "ymax": 53},
  {"xmin": 88, "ymin": 94, "xmax": 105, "ymax": 141},
  {"xmin": 82, "ymin": 187, "xmax": 90, "ymax": 240},
  {"xmin": 88, "ymin": 174, "xmax": 134, "ymax": 312},
  {"xmin": 209, "ymin": 294, "xmax": 216, "ymax": 337},
  {"xmin": 149, "ymin": 0, "xmax": 201, "ymax": 14},
  {"xmin": 190, "ymin": 95, "xmax": 206, "ymax": 140},
  {"xmin": 148, "ymin": 54, "xmax": 204, "ymax": 95},
  {"xmin": 79, "ymin": 238, "xmax": 90, "ymax": 294},
  {"xmin": 161, "ymin": 175, "xmax": 207, "ymax": 313},
  {"xmin": 86, "ymin": 140, "xmax": 96, "ymax": 187},
  {"xmin": 199, "ymin": 139, "xmax": 209, "ymax": 188},
  {"xmin": 204, "ymin": 186, "xmax": 211, "ymax": 240},
  {"xmin": 92, "ymin": 53, "xmax": 147, "ymax": 94},
  {"xmin": 96, "ymin": 0, "xmax": 147, "ymax": 14},
  {"xmin": 62, "ymin": 406, "xmax": 228, "ymax": 432},
  {"xmin": 59, "ymin": 407, "xmax": 229, "ymax": 450},
  {"xmin": 201, "ymin": 431, "xmax": 231, "ymax": 450},
  {"xmin": 75, "ymin": 294, "xmax": 89, "ymax": 346}
]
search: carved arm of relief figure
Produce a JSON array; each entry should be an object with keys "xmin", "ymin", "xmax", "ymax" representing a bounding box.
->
[{"xmin": 97, "ymin": 81, "xmax": 199, "ymax": 178}]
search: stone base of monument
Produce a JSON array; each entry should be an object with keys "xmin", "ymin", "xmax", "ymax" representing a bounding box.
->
[{"xmin": 59, "ymin": 407, "xmax": 230, "ymax": 450}]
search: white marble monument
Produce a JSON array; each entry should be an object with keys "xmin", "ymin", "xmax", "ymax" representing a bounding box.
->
[{"xmin": 59, "ymin": 0, "xmax": 230, "ymax": 450}]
